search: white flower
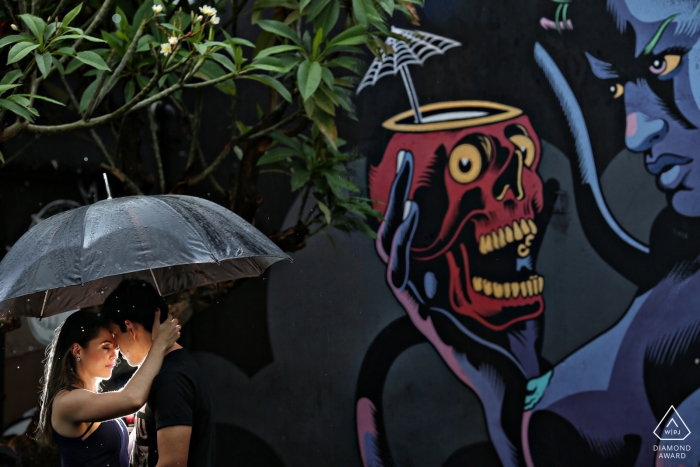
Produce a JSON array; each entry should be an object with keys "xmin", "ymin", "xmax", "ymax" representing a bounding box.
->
[
  {"xmin": 152, "ymin": 4, "xmax": 163, "ymax": 14},
  {"xmin": 160, "ymin": 43, "xmax": 172, "ymax": 55},
  {"xmin": 199, "ymin": 5, "xmax": 216, "ymax": 16},
  {"xmin": 195, "ymin": 15, "xmax": 203, "ymax": 23},
  {"xmin": 210, "ymin": 15, "xmax": 220, "ymax": 25},
  {"xmin": 168, "ymin": 36, "xmax": 178, "ymax": 46},
  {"xmin": 10, "ymin": 24, "xmax": 18, "ymax": 31}
]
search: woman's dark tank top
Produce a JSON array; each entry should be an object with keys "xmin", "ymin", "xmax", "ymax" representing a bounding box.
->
[{"xmin": 51, "ymin": 387, "xmax": 129, "ymax": 467}]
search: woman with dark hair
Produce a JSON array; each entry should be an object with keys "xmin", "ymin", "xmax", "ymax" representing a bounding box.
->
[{"xmin": 34, "ymin": 308, "xmax": 180, "ymax": 466}]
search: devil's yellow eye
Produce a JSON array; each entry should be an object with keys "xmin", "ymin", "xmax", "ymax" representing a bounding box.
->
[
  {"xmin": 609, "ymin": 83, "xmax": 624, "ymax": 99},
  {"xmin": 650, "ymin": 55, "xmax": 681, "ymax": 76},
  {"xmin": 449, "ymin": 144, "xmax": 482, "ymax": 184},
  {"xmin": 509, "ymin": 134, "xmax": 535, "ymax": 167}
]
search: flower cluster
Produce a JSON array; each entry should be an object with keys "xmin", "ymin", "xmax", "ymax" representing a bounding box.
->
[
  {"xmin": 156, "ymin": 4, "xmax": 220, "ymax": 56},
  {"xmin": 199, "ymin": 5, "xmax": 219, "ymax": 25}
]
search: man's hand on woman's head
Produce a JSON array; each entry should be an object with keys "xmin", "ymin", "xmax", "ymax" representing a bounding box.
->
[{"xmin": 151, "ymin": 309, "xmax": 181, "ymax": 350}]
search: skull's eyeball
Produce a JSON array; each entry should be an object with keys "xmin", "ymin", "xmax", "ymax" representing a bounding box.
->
[{"xmin": 449, "ymin": 144, "xmax": 482, "ymax": 184}]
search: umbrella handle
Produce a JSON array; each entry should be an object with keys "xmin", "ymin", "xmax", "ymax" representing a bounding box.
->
[{"xmin": 103, "ymin": 173, "xmax": 113, "ymax": 199}]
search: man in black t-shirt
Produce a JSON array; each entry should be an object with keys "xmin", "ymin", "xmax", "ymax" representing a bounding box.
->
[{"xmin": 102, "ymin": 280, "xmax": 215, "ymax": 467}]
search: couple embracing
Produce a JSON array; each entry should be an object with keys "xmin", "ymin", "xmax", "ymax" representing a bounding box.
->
[{"xmin": 33, "ymin": 279, "xmax": 214, "ymax": 467}]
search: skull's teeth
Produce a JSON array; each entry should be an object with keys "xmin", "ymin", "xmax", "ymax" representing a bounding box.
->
[
  {"xmin": 471, "ymin": 275, "xmax": 545, "ymax": 298},
  {"xmin": 478, "ymin": 218, "xmax": 537, "ymax": 254}
]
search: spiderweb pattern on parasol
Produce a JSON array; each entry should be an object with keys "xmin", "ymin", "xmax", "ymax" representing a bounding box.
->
[
  {"xmin": 357, "ymin": 26, "xmax": 461, "ymax": 122},
  {"xmin": 357, "ymin": 27, "xmax": 462, "ymax": 92}
]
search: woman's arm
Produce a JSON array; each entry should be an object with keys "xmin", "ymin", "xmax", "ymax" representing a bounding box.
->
[{"xmin": 53, "ymin": 311, "xmax": 180, "ymax": 423}]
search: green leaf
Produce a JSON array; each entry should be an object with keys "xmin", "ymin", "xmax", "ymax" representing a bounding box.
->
[
  {"xmin": 7, "ymin": 42, "xmax": 39, "ymax": 64},
  {"xmin": 101, "ymin": 31, "xmax": 124, "ymax": 51},
  {"xmin": 255, "ymin": 44, "xmax": 304, "ymax": 58},
  {"xmin": 252, "ymin": 0, "xmax": 298, "ymax": 9},
  {"xmin": 244, "ymin": 75, "xmax": 292, "ymax": 103},
  {"xmin": 257, "ymin": 147, "xmax": 298, "ymax": 165},
  {"xmin": 53, "ymin": 46, "xmax": 76, "ymax": 56},
  {"xmin": 79, "ymin": 74, "xmax": 103, "ymax": 113},
  {"xmin": 194, "ymin": 61, "xmax": 236, "ymax": 96},
  {"xmin": 256, "ymin": 20, "xmax": 302, "ymax": 47},
  {"xmin": 0, "ymin": 35, "xmax": 30, "ymax": 50},
  {"xmin": 8, "ymin": 95, "xmax": 30, "ymax": 106},
  {"xmin": 327, "ymin": 25, "xmax": 366, "ymax": 48},
  {"xmin": 64, "ymin": 57, "xmax": 82, "ymax": 74},
  {"xmin": 208, "ymin": 53, "xmax": 237, "ymax": 73},
  {"xmin": 270, "ymin": 130, "xmax": 302, "ymax": 150},
  {"xmin": 246, "ymin": 56, "xmax": 295, "ymax": 73},
  {"xmin": 0, "ymin": 97, "xmax": 35, "ymax": 121},
  {"xmin": 131, "ymin": 0, "xmax": 154, "ymax": 38},
  {"xmin": 297, "ymin": 59, "xmax": 321, "ymax": 101},
  {"xmin": 327, "ymin": 56, "xmax": 361, "ymax": 73},
  {"xmin": 0, "ymin": 148, "xmax": 4, "ymax": 164},
  {"xmin": 221, "ymin": 30, "xmax": 255, "ymax": 49},
  {"xmin": 19, "ymin": 14, "xmax": 46, "ymax": 41},
  {"xmin": 334, "ymin": 86, "xmax": 356, "ymax": 114},
  {"xmin": 43, "ymin": 22, "xmax": 59, "ymax": 42},
  {"xmin": 314, "ymin": 1, "xmax": 339, "ymax": 34},
  {"xmin": 51, "ymin": 56, "xmax": 65, "ymax": 75},
  {"xmin": 135, "ymin": 34, "xmax": 153, "ymax": 52},
  {"xmin": 312, "ymin": 27, "xmax": 323, "ymax": 58},
  {"xmin": 324, "ymin": 170, "xmax": 359, "ymax": 194},
  {"xmin": 0, "ymin": 84, "xmax": 21, "ymax": 94},
  {"xmin": 76, "ymin": 51, "xmax": 111, "ymax": 71},
  {"xmin": 317, "ymin": 200, "xmax": 331, "ymax": 224},
  {"xmin": 300, "ymin": 0, "xmax": 312, "ymax": 12},
  {"xmin": 307, "ymin": 0, "xmax": 331, "ymax": 22},
  {"xmin": 36, "ymin": 51, "xmax": 52, "ymax": 78},
  {"xmin": 321, "ymin": 66, "xmax": 334, "ymax": 88},
  {"xmin": 15, "ymin": 93, "xmax": 65, "ymax": 106},
  {"xmin": 0, "ymin": 70, "xmax": 23, "ymax": 86},
  {"xmin": 352, "ymin": 0, "xmax": 368, "ymax": 25},
  {"xmin": 60, "ymin": 4, "xmax": 83, "ymax": 29},
  {"xmin": 51, "ymin": 34, "xmax": 106, "ymax": 43},
  {"xmin": 302, "ymin": 30, "xmax": 312, "ymax": 53},
  {"xmin": 124, "ymin": 80, "xmax": 135, "ymax": 102},
  {"xmin": 313, "ymin": 91, "xmax": 335, "ymax": 116},
  {"xmin": 377, "ymin": 0, "xmax": 394, "ymax": 15},
  {"xmin": 290, "ymin": 168, "xmax": 310, "ymax": 191}
]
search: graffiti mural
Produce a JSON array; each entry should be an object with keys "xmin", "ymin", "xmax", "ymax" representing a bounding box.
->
[
  {"xmin": 526, "ymin": 1, "xmax": 700, "ymax": 466},
  {"xmin": 354, "ymin": 1, "xmax": 700, "ymax": 466},
  {"xmin": 356, "ymin": 98, "xmax": 559, "ymax": 467}
]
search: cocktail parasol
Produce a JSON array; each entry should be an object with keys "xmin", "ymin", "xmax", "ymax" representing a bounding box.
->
[{"xmin": 356, "ymin": 26, "xmax": 461, "ymax": 123}]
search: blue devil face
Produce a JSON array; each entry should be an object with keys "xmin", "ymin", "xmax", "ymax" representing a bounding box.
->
[{"xmin": 588, "ymin": 0, "xmax": 700, "ymax": 216}]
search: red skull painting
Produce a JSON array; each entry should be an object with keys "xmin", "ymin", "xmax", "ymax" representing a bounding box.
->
[
  {"xmin": 357, "ymin": 101, "xmax": 555, "ymax": 467},
  {"xmin": 369, "ymin": 101, "xmax": 546, "ymax": 331}
]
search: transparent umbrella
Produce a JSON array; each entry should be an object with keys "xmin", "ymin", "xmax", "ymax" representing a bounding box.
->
[
  {"xmin": 356, "ymin": 26, "xmax": 461, "ymax": 123},
  {"xmin": 0, "ymin": 194, "xmax": 291, "ymax": 318}
]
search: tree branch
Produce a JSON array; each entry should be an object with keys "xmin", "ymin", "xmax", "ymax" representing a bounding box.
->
[
  {"xmin": 92, "ymin": 19, "xmax": 148, "ymax": 111},
  {"xmin": 147, "ymin": 105, "xmax": 165, "ymax": 193},
  {"xmin": 186, "ymin": 89, "xmax": 203, "ymax": 171},
  {"xmin": 48, "ymin": 0, "xmax": 70, "ymax": 21}
]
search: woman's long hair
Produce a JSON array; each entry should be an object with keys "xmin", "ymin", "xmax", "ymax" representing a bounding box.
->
[{"xmin": 34, "ymin": 310, "xmax": 108, "ymax": 445}]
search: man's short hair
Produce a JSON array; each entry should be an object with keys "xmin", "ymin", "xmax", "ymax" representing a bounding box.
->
[{"xmin": 101, "ymin": 279, "xmax": 168, "ymax": 333}]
